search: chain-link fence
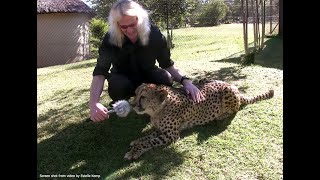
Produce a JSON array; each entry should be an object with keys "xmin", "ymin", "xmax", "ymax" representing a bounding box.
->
[
  {"xmin": 265, "ymin": 3, "xmax": 280, "ymax": 35},
  {"xmin": 162, "ymin": 2, "xmax": 280, "ymax": 57},
  {"xmin": 37, "ymin": 1, "xmax": 280, "ymax": 68}
]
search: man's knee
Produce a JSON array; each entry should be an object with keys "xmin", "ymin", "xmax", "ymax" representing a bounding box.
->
[
  {"xmin": 149, "ymin": 69, "xmax": 173, "ymax": 86},
  {"xmin": 107, "ymin": 74, "xmax": 134, "ymax": 101}
]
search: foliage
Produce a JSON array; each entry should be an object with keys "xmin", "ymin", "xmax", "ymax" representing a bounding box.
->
[
  {"xmin": 88, "ymin": 0, "xmax": 200, "ymax": 28},
  {"xmin": 88, "ymin": 0, "xmax": 114, "ymax": 19},
  {"xmin": 140, "ymin": 0, "xmax": 188, "ymax": 29},
  {"xmin": 184, "ymin": 0, "xmax": 200, "ymax": 22},
  {"xmin": 89, "ymin": 18, "xmax": 108, "ymax": 57},
  {"xmin": 225, "ymin": 0, "xmax": 242, "ymax": 22},
  {"xmin": 88, "ymin": 0, "xmax": 251, "ymax": 28},
  {"xmin": 90, "ymin": 17, "xmax": 108, "ymax": 40},
  {"xmin": 195, "ymin": 0, "xmax": 228, "ymax": 26}
]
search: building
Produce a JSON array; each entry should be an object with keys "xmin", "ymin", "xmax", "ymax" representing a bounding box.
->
[{"xmin": 37, "ymin": 0, "xmax": 95, "ymax": 68}]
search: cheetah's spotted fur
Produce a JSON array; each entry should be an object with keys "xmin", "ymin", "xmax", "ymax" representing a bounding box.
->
[{"xmin": 124, "ymin": 79, "xmax": 274, "ymax": 160}]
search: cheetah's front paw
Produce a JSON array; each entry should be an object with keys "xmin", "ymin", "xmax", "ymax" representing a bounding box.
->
[
  {"xmin": 124, "ymin": 149, "xmax": 142, "ymax": 160},
  {"xmin": 129, "ymin": 139, "xmax": 140, "ymax": 146}
]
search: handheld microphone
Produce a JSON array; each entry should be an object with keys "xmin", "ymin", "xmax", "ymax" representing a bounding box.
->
[
  {"xmin": 108, "ymin": 100, "xmax": 131, "ymax": 117},
  {"xmin": 86, "ymin": 100, "xmax": 131, "ymax": 122}
]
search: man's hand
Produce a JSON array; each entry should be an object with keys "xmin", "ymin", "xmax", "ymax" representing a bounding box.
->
[
  {"xmin": 89, "ymin": 103, "xmax": 109, "ymax": 122},
  {"xmin": 164, "ymin": 65, "xmax": 205, "ymax": 103},
  {"xmin": 182, "ymin": 80, "xmax": 205, "ymax": 103}
]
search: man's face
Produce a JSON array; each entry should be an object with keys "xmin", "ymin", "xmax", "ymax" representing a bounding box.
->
[{"xmin": 118, "ymin": 15, "xmax": 138, "ymax": 41}]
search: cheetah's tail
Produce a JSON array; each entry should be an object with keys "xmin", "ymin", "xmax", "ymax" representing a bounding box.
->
[{"xmin": 240, "ymin": 89, "xmax": 274, "ymax": 105}]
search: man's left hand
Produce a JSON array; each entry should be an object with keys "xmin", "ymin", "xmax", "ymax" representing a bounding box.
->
[{"xmin": 182, "ymin": 80, "xmax": 205, "ymax": 103}]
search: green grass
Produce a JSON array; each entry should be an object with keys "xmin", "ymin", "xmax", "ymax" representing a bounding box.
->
[{"xmin": 37, "ymin": 24, "xmax": 283, "ymax": 179}]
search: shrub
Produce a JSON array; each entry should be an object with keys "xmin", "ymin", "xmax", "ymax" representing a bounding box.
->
[
  {"xmin": 194, "ymin": 0, "xmax": 228, "ymax": 26},
  {"xmin": 89, "ymin": 18, "xmax": 108, "ymax": 58},
  {"xmin": 90, "ymin": 18, "xmax": 108, "ymax": 40}
]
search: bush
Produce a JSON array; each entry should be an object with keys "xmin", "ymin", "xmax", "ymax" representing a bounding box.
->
[
  {"xmin": 193, "ymin": 0, "xmax": 228, "ymax": 27},
  {"xmin": 90, "ymin": 18, "xmax": 108, "ymax": 40},
  {"xmin": 89, "ymin": 18, "xmax": 108, "ymax": 58}
]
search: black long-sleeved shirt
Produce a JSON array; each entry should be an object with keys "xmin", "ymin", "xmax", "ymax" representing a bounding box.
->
[{"xmin": 92, "ymin": 25, "xmax": 174, "ymax": 81}]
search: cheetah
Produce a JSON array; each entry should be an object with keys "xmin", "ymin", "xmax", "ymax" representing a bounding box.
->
[{"xmin": 124, "ymin": 79, "xmax": 274, "ymax": 160}]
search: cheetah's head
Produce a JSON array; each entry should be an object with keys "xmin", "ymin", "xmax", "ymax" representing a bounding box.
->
[{"xmin": 131, "ymin": 83, "xmax": 168, "ymax": 117}]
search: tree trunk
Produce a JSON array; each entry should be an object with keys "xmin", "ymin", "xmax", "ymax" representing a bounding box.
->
[
  {"xmin": 251, "ymin": 0, "xmax": 256, "ymax": 49},
  {"xmin": 255, "ymin": 0, "xmax": 260, "ymax": 49},
  {"xmin": 165, "ymin": 0, "xmax": 172, "ymax": 49},
  {"xmin": 279, "ymin": 0, "xmax": 283, "ymax": 36},
  {"xmin": 261, "ymin": 0, "xmax": 265, "ymax": 49},
  {"xmin": 242, "ymin": 0, "xmax": 249, "ymax": 55},
  {"xmin": 269, "ymin": 0, "xmax": 272, "ymax": 34}
]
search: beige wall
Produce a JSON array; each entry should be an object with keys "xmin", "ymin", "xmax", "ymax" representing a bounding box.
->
[{"xmin": 37, "ymin": 13, "xmax": 91, "ymax": 68}]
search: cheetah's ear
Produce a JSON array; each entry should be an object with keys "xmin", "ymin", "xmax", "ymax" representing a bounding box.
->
[
  {"xmin": 158, "ymin": 90, "xmax": 168, "ymax": 103},
  {"xmin": 147, "ymin": 84, "xmax": 157, "ymax": 88},
  {"xmin": 135, "ymin": 83, "xmax": 148, "ymax": 95}
]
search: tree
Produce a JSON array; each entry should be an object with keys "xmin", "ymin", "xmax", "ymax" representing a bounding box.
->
[
  {"xmin": 194, "ymin": 0, "xmax": 228, "ymax": 26},
  {"xmin": 139, "ymin": 0, "xmax": 190, "ymax": 29},
  {"xmin": 87, "ymin": 0, "xmax": 191, "ymax": 28},
  {"xmin": 88, "ymin": 0, "xmax": 114, "ymax": 19},
  {"xmin": 89, "ymin": 18, "xmax": 109, "ymax": 57},
  {"xmin": 241, "ymin": 0, "xmax": 248, "ymax": 55},
  {"xmin": 225, "ymin": 0, "xmax": 241, "ymax": 22}
]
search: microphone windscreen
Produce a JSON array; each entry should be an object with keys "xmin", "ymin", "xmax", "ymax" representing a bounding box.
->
[{"xmin": 112, "ymin": 100, "xmax": 131, "ymax": 117}]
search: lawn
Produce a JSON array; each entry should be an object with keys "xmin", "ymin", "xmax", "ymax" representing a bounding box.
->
[{"xmin": 37, "ymin": 23, "xmax": 283, "ymax": 179}]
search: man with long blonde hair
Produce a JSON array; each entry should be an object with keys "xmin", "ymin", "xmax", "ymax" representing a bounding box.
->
[{"xmin": 89, "ymin": 0, "xmax": 204, "ymax": 122}]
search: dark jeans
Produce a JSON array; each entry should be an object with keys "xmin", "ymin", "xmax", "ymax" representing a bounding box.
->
[{"xmin": 107, "ymin": 68, "xmax": 173, "ymax": 101}]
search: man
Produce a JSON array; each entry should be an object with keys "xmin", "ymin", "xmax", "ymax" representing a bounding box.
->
[{"xmin": 89, "ymin": 0, "xmax": 205, "ymax": 122}]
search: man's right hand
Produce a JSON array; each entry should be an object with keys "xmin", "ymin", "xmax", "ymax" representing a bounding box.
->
[{"xmin": 89, "ymin": 103, "xmax": 109, "ymax": 122}]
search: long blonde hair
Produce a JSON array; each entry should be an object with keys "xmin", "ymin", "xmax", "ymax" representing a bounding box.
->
[{"xmin": 108, "ymin": 0, "xmax": 151, "ymax": 47}]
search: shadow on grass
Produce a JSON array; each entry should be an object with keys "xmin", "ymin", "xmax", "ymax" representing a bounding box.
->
[
  {"xmin": 254, "ymin": 37, "xmax": 283, "ymax": 70},
  {"xmin": 189, "ymin": 66, "xmax": 250, "ymax": 92},
  {"xmin": 37, "ymin": 87, "xmax": 238, "ymax": 179},
  {"xmin": 191, "ymin": 66, "xmax": 247, "ymax": 82},
  {"xmin": 37, "ymin": 85, "xmax": 185, "ymax": 179},
  {"xmin": 38, "ymin": 110, "xmax": 186, "ymax": 179},
  {"xmin": 182, "ymin": 114, "xmax": 236, "ymax": 144},
  {"xmin": 65, "ymin": 60, "xmax": 96, "ymax": 70},
  {"xmin": 38, "ymin": 112, "xmax": 234, "ymax": 179},
  {"xmin": 215, "ymin": 37, "xmax": 283, "ymax": 70}
]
